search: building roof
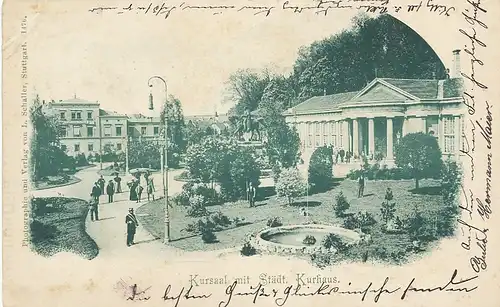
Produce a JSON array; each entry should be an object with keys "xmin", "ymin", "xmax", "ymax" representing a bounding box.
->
[
  {"xmin": 284, "ymin": 77, "xmax": 464, "ymax": 115},
  {"xmin": 99, "ymin": 109, "xmax": 126, "ymax": 117},
  {"xmin": 379, "ymin": 78, "xmax": 439, "ymax": 99},
  {"xmin": 284, "ymin": 92, "xmax": 357, "ymax": 115},
  {"xmin": 54, "ymin": 97, "xmax": 99, "ymax": 105}
]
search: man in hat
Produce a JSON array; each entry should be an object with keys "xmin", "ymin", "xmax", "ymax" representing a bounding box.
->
[
  {"xmin": 126, "ymin": 208, "xmax": 139, "ymax": 246},
  {"xmin": 91, "ymin": 182, "xmax": 101, "ymax": 203},
  {"xmin": 89, "ymin": 197, "xmax": 99, "ymax": 221}
]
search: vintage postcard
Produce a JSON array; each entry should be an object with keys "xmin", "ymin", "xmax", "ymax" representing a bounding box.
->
[{"xmin": 2, "ymin": 0, "xmax": 499, "ymax": 306}]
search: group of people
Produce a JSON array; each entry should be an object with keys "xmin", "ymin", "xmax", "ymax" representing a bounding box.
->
[{"xmin": 127, "ymin": 171, "xmax": 155, "ymax": 203}]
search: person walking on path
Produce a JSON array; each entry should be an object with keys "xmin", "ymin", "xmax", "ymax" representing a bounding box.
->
[
  {"xmin": 247, "ymin": 182, "xmax": 256, "ymax": 207},
  {"xmin": 128, "ymin": 178, "xmax": 138, "ymax": 201},
  {"xmin": 106, "ymin": 180, "xmax": 115, "ymax": 203},
  {"xmin": 358, "ymin": 173, "xmax": 365, "ymax": 198},
  {"xmin": 98, "ymin": 175, "xmax": 106, "ymax": 196},
  {"xmin": 126, "ymin": 208, "xmax": 139, "ymax": 246},
  {"xmin": 91, "ymin": 182, "xmax": 101, "ymax": 203},
  {"xmin": 136, "ymin": 182, "xmax": 144, "ymax": 203},
  {"xmin": 146, "ymin": 175, "xmax": 155, "ymax": 201},
  {"xmin": 89, "ymin": 197, "xmax": 99, "ymax": 221},
  {"xmin": 114, "ymin": 175, "xmax": 122, "ymax": 193}
]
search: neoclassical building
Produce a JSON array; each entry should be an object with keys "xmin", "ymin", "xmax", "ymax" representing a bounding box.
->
[{"xmin": 283, "ymin": 50, "xmax": 466, "ymax": 164}]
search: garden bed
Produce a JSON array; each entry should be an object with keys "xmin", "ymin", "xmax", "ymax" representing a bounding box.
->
[
  {"xmin": 30, "ymin": 197, "xmax": 99, "ymax": 259},
  {"xmin": 136, "ymin": 178, "xmax": 447, "ymax": 261},
  {"xmin": 32, "ymin": 174, "xmax": 81, "ymax": 191}
]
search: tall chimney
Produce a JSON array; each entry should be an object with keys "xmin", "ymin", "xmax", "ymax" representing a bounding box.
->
[{"xmin": 451, "ymin": 49, "xmax": 461, "ymax": 78}]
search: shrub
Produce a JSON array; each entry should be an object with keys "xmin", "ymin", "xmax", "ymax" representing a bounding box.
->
[
  {"xmin": 267, "ymin": 217, "xmax": 283, "ymax": 228},
  {"xmin": 405, "ymin": 206, "xmax": 437, "ymax": 243},
  {"xmin": 310, "ymin": 252, "xmax": 332, "ymax": 268},
  {"xmin": 380, "ymin": 188, "xmax": 396, "ymax": 224},
  {"xmin": 308, "ymin": 146, "xmax": 333, "ymax": 192},
  {"xmin": 201, "ymin": 230, "xmax": 217, "ymax": 243},
  {"xmin": 374, "ymin": 152, "xmax": 385, "ymax": 162},
  {"xmin": 30, "ymin": 220, "xmax": 60, "ymax": 243},
  {"xmin": 342, "ymin": 211, "xmax": 377, "ymax": 229},
  {"xmin": 303, "ymin": 235, "xmax": 317, "ymax": 245},
  {"xmin": 322, "ymin": 233, "xmax": 348, "ymax": 252},
  {"xmin": 210, "ymin": 211, "xmax": 232, "ymax": 228},
  {"xmin": 186, "ymin": 195, "xmax": 209, "ymax": 217},
  {"xmin": 333, "ymin": 192, "xmax": 350, "ymax": 217},
  {"xmin": 275, "ymin": 168, "xmax": 306, "ymax": 206},
  {"xmin": 240, "ymin": 242, "xmax": 257, "ymax": 256}
]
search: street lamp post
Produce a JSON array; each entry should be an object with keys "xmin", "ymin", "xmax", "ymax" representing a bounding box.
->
[{"xmin": 148, "ymin": 75, "xmax": 170, "ymax": 243}]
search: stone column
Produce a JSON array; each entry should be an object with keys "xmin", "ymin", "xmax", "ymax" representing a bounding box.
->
[
  {"xmin": 386, "ymin": 117, "xmax": 394, "ymax": 160},
  {"xmin": 402, "ymin": 116, "xmax": 409, "ymax": 136},
  {"xmin": 368, "ymin": 118, "xmax": 375, "ymax": 156},
  {"xmin": 352, "ymin": 118, "xmax": 359, "ymax": 156}
]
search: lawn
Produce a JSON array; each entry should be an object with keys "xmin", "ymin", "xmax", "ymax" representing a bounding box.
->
[
  {"xmin": 137, "ymin": 178, "xmax": 445, "ymax": 260},
  {"xmin": 30, "ymin": 197, "xmax": 99, "ymax": 259}
]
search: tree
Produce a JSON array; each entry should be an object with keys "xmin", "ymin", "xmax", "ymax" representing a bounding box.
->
[
  {"xmin": 259, "ymin": 76, "xmax": 301, "ymax": 169},
  {"xmin": 394, "ymin": 132, "xmax": 443, "ymax": 189},
  {"xmin": 308, "ymin": 146, "xmax": 334, "ymax": 193},
  {"xmin": 128, "ymin": 138, "xmax": 162, "ymax": 169},
  {"xmin": 275, "ymin": 168, "xmax": 306, "ymax": 206},
  {"xmin": 30, "ymin": 95, "xmax": 65, "ymax": 180},
  {"xmin": 160, "ymin": 95, "xmax": 186, "ymax": 168},
  {"xmin": 185, "ymin": 136, "xmax": 261, "ymax": 201},
  {"xmin": 224, "ymin": 69, "xmax": 271, "ymax": 114},
  {"xmin": 291, "ymin": 14, "xmax": 446, "ymax": 106}
]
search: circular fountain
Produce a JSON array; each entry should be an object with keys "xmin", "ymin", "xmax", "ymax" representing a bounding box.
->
[{"xmin": 252, "ymin": 224, "xmax": 362, "ymax": 256}]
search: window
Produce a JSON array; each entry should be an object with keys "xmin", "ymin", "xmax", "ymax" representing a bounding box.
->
[
  {"xmin": 104, "ymin": 126, "xmax": 111, "ymax": 136},
  {"xmin": 88, "ymin": 144, "xmax": 94, "ymax": 151},
  {"xmin": 87, "ymin": 111, "xmax": 93, "ymax": 119},
  {"xmin": 74, "ymin": 144, "xmax": 80, "ymax": 152},
  {"xmin": 71, "ymin": 111, "xmax": 81, "ymax": 120},
  {"xmin": 117, "ymin": 143, "xmax": 122, "ymax": 150},
  {"xmin": 338, "ymin": 121, "xmax": 343, "ymax": 147},
  {"xmin": 322, "ymin": 122, "xmax": 328, "ymax": 145},
  {"xmin": 73, "ymin": 126, "xmax": 81, "ymax": 137},
  {"xmin": 61, "ymin": 144, "xmax": 67, "ymax": 151},
  {"xmin": 71, "ymin": 112, "xmax": 76, "ymax": 120},
  {"xmin": 60, "ymin": 127, "xmax": 67, "ymax": 137},
  {"xmin": 330, "ymin": 122, "xmax": 337, "ymax": 147},
  {"xmin": 116, "ymin": 126, "xmax": 122, "ymax": 136},
  {"xmin": 154, "ymin": 127, "xmax": 159, "ymax": 135},
  {"xmin": 307, "ymin": 123, "xmax": 312, "ymax": 147},
  {"xmin": 76, "ymin": 112, "xmax": 82, "ymax": 120},
  {"xmin": 60, "ymin": 112, "xmax": 66, "ymax": 120},
  {"xmin": 443, "ymin": 116, "xmax": 456, "ymax": 153},
  {"xmin": 87, "ymin": 127, "xmax": 93, "ymax": 137},
  {"xmin": 141, "ymin": 127, "xmax": 147, "ymax": 135},
  {"xmin": 315, "ymin": 122, "xmax": 320, "ymax": 147}
]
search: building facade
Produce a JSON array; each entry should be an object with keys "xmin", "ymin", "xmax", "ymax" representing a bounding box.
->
[
  {"xmin": 283, "ymin": 50, "xmax": 466, "ymax": 164},
  {"xmin": 48, "ymin": 98, "xmax": 227, "ymax": 157}
]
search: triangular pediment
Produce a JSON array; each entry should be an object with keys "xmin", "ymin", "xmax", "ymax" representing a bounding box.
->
[{"xmin": 350, "ymin": 79, "xmax": 419, "ymax": 103}]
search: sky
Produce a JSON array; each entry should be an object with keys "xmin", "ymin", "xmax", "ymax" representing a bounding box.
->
[{"xmin": 18, "ymin": 1, "xmax": 464, "ymax": 116}]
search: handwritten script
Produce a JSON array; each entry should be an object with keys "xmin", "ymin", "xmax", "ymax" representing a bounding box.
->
[
  {"xmin": 88, "ymin": 0, "xmax": 456, "ymax": 19},
  {"xmin": 121, "ymin": 269, "xmax": 477, "ymax": 305},
  {"xmin": 458, "ymin": 0, "xmax": 491, "ymax": 275}
]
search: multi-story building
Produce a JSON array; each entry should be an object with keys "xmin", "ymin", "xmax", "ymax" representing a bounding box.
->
[
  {"xmin": 47, "ymin": 98, "xmax": 228, "ymax": 157},
  {"xmin": 283, "ymin": 50, "xmax": 467, "ymax": 165}
]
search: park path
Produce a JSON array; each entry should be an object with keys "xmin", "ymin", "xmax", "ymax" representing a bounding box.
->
[{"xmin": 31, "ymin": 164, "xmax": 190, "ymax": 260}]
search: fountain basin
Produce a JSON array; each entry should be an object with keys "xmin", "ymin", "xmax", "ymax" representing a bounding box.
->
[{"xmin": 253, "ymin": 224, "xmax": 362, "ymax": 255}]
